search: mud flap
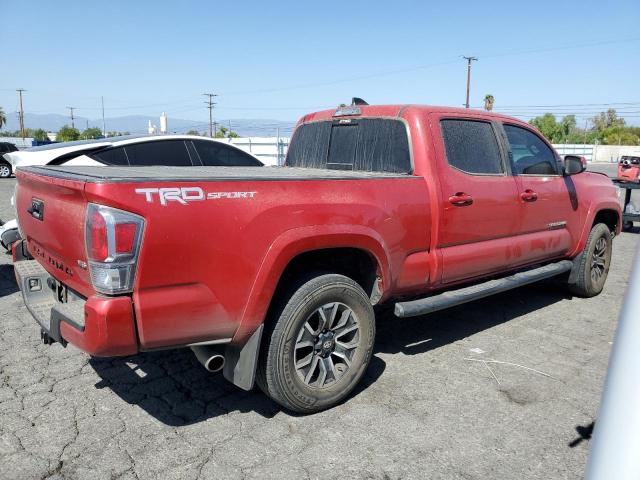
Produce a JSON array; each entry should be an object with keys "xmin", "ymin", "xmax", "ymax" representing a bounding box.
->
[{"xmin": 223, "ymin": 325, "xmax": 263, "ymax": 391}]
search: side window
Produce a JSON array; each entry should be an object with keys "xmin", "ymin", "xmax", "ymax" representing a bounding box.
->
[
  {"xmin": 193, "ymin": 141, "xmax": 262, "ymax": 167},
  {"xmin": 503, "ymin": 124, "xmax": 558, "ymax": 175},
  {"xmin": 440, "ymin": 119, "xmax": 503, "ymax": 175},
  {"xmin": 92, "ymin": 147, "xmax": 129, "ymax": 165},
  {"xmin": 124, "ymin": 140, "xmax": 192, "ymax": 166}
]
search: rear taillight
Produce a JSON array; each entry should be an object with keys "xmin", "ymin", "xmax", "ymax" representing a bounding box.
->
[{"xmin": 85, "ymin": 203, "xmax": 144, "ymax": 294}]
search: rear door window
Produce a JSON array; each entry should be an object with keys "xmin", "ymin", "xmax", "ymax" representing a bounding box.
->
[
  {"xmin": 440, "ymin": 119, "xmax": 504, "ymax": 175},
  {"xmin": 124, "ymin": 140, "xmax": 192, "ymax": 166},
  {"xmin": 92, "ymin": 147, "xmax": 129, "ymax": 165},
  {"xmin": 503, "ymin": 124, "xmax": 559, "ymax": 175},
  {"xmin": 286, "ymin": 118, "xmax": 411, "ymax": 173},
  {"xmin": 192, "ymin": 140, "xmax": 262, "ymax": 166}
]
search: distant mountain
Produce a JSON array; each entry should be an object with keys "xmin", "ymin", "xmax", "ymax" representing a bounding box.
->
[{"xmin": 0, "ymin": 113, "xmax": 296, "ymax": 138}]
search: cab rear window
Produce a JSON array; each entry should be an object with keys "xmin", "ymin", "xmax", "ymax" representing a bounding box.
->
[{"xmin": 286, "ymin": 119, "xmax": 411, "ymax": 173}]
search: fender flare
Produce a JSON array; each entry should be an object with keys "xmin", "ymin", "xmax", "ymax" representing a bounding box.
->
[
  {"xmin": 569, "ymin": 200, "xmax": 622, "ymax": 257},
  {"xmin": 222, "ymin": 225, "xmax": 390, "ymax": 390}
]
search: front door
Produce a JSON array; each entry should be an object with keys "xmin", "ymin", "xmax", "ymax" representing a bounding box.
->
[
  {"xmin": 431, "ymin": 115, "xmax": 521, "ymax": 284},
  {"xmin": 500, "ymin": 123, "xmax": 581, "ymax": 265}
]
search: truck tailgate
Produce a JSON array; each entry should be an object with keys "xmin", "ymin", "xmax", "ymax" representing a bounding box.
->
[{"xmin": 15, "ymin": 169, "xmax": 94, "ymax": 297}]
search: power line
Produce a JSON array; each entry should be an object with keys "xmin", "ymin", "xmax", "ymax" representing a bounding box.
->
[{"xmin": 203, "ymin": 93, "xmax": 217, "ymax": 137}]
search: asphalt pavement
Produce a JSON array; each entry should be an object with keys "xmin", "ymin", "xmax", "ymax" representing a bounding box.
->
[{"xmin": 0, "ymin": 166, "xmax": 638, "ymax": 479}]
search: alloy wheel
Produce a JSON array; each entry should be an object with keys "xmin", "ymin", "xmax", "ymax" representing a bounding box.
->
[{"xmin": 293, "ymin": 302, "xmax": 360, "ymax": 388}]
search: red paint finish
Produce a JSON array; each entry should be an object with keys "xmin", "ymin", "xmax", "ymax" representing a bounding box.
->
[
  {"xmin": 15, "ymin": 104, "xmax": 622, "ymax": 357},
  {"xmin": 618, "ymin": 157, "xmax": 640, "ymax": 183},
  {"xmin": 59, "ymin": 296, "xmax": 138, "ymax": 356}
]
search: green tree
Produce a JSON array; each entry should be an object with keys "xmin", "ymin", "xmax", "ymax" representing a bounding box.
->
[
  {"xmin": 57, "ymin": 125, "xmax": 80, "ymax": 142},
  {"xmin": 32, "ymin": 129, "xmax": 49, "ymax": 142},
  {"xmin": 530, "ymin": 113, "xmax": 561, "ymax": 141},
  {"xmin": 81, "ymin": 127, "xmax": 103, "ymax": 139},
  {"xmin": 592, "ymin": 109, "xmax": 625, "ymax": 131},
  {"xmin": 483, "ymin": 94, "xmax": 495, "ymax": 111},
  {"xmin": 600, "ymin": 126, "xmax": 640, "ymax": 146},
  {"xmin": 186, "ymin": 129, "xmax": 201, "ymax": 136},
  {"xmin": 214, "ymin": 126, "xmax": 240, "ymax": 138},
  {"xmin": 0, "ymin": 106, "xmax": 6, "ymax": 130}
]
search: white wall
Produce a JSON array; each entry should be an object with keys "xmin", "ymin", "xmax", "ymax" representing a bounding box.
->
[{"xmin": 553, "ymin": 144, "xmax": 640, "ymax": 163}]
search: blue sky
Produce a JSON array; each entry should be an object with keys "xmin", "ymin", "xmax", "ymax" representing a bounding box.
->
[{"xmin": 1, "ymin": 0, "xmax": 639, "ymax": 125}]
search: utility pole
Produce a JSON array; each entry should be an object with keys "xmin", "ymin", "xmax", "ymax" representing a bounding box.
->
[
  {"xmin": 16, "ymin": 88, "xmax": 26, "ymax": 139},
  {"xmin": 67, "ymin": 106, "xmax": 75, "ymax": 129},
  {"xmin": 101, "ymin": 96, "xmax": 106, "ymax": 137},
  {"xmin": 203, "ymin": 93, "xmax": 217, "ymax": 138},
  {"xmin": 462, "ymin": 56, "xmax": 477, "ymax": 109}
]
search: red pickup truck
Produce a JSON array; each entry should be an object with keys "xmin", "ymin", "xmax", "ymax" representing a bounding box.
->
[{"xmin": 13, "ymin": 104, "xmax": 621, "ymax": 413}]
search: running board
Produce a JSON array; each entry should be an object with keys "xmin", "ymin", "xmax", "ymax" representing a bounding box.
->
[{"xmin": 394, "ymin": 260, "xmax": 573, "ymax": 318}]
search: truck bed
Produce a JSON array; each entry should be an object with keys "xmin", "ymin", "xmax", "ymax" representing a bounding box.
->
[{"xmin": 19, "ymin": 165, "xmax": 411, "ymax": 183}]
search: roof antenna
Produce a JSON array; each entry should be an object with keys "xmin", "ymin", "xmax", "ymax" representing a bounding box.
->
[{"xmin": 351, "ymin": 97, "xmax": 368, "ymax": 106}]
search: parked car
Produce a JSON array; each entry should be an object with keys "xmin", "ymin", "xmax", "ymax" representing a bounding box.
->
[
  {"xmin": 0, "ymin": 135, "xmax": 263, "ymax": 250},
  {"xmin": 13, "ymin": 104, "xmax": 621, "ymax": 413},
  {"xmin": 0, "ymin": 141, "xmax": 19, "ymax": 178},
  {"xmin": 618, "ymin": 155, "xmax": 640, "ymax": 183},
  {"xmin": 4, "ymin": 134, "xmax": 263, "ymax": 170}
]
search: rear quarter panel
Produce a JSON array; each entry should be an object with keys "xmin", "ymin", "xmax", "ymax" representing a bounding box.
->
[{"xmin": 84, "ymin": 177, "xmax": 430, "ymax": 349}]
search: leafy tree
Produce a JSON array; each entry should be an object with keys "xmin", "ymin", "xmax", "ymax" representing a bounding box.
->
[
  {"xmin": 80, "ymin": 127, "xmax": 103, "ymax": 139},
  {"xmin": 600, "ymin": 126, "xmax": 640, "ymax": 146},
  {"xmin": 530, "ymin": 113, "xmax": 561, "ymax": 141},
  {"xmin": 214, "ymin": 126, "xmax": 240, "ymax": 138},
  {"xmin": 0, "ymin": 106, "xmax": 6, "ymax": 130},
  {"xmin": 32, "ymin": 129, "xmax": 49, "ymax": 142},
  {"xmin": 186, "ymin": 129, "xmax": 201, "ymax": 136},
  {"xmin": 592, "ymin": 109, "xmax": 625, "ymax": 131},
  {"xmin": 57, "ymin": 125, "xmax": 80, "ymax": 142},
  {"xmin": 483, "ymin": 94, "xmax": 495, "ymax": 111}
]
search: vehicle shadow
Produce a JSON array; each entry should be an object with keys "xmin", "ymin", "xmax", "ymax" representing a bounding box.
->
[
  {"xmin": 0, "ymin": 263, "xmax": 19, "ymax": 297},
  {"xmin": 89, "ymin": 347, "xmax": 387, "ymax": 426},
  {"xmin": 373, "ymin": 278, "xmax": 572, "ymax": 357},
  {"xmin": 90, "ymin": 279, "xmax": 568, "ymax": 426}
]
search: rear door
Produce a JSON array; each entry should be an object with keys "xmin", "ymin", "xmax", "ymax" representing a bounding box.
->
[
  {"xmin": 500, "ymin": 123, "xmax": 580, "ymax": 264},
  {"xmin": 430, "ymin": 115, "xmax": 521, "ymax": 284}
]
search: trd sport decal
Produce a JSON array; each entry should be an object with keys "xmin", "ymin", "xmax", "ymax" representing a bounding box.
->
[{"xmin": 135, "ymin": 187, "xmax": 257, "ymax": 206}]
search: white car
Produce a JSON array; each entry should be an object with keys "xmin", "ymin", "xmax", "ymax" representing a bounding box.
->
[
  {"xmin": 1, "ymin": 135, "xmax": 263, "ymax": 249},
  {"xmin": 4, "ymin": 134, "xmax": 263, "ymax": 170}
]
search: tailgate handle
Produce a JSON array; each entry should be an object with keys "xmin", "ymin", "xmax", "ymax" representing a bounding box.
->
[{"xmin": 27, "ymin": 199, "xmax": 44, "ymax": 221}]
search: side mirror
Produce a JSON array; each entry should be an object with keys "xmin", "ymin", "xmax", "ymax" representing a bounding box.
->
[{"xmin": 564, "ymin": 155, "xmax": 586, "ymax": 176}]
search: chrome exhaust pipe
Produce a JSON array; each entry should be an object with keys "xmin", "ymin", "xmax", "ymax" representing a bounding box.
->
[{"xmin": 191, "ymin": 346, "xmax": 225, "ymax": 373}]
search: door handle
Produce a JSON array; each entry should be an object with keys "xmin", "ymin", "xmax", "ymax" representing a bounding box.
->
[
  {"xmin": 520, "ymin": 189, "xmax": 538, "ymax": 202},
  {"xmin": 448, "ymin": 192, "xmax": 474, "ymax": 207}
]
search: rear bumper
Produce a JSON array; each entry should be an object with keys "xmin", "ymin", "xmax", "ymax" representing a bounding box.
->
[{"xmin": 14, "ymin": 254, "xmax": 138, "ymax": 357}]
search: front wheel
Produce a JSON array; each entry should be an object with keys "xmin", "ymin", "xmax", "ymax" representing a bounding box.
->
[
  {"xmin": 0, "ymin": 163, "xmax": 12, "ymax": 178},
  {"xmin": 568, "ymin": 223, "xmax": 613, "ymax": 297},
  {"xmin": 257, "ymin": 273, "xmax": 375, "ymax": 413}
]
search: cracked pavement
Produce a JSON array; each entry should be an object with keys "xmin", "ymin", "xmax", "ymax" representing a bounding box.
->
[{"xmin": 1, "ymin": 165, "xmax": 638, "ymax": 479}]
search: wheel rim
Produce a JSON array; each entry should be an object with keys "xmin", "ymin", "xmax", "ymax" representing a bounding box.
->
[
  {"xmin": 0, "ymin": 165, "xmax": 10, "ymax": 177},
  {"xmin": 294, "ymin": 302, "xmax": 361, "ymax": 388},
  {"xmin": 591, "ymin": 236, "xmax": 608, "ymax": 283}
]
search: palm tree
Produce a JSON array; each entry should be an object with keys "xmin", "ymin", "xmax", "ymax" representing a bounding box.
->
[
  {"xmin": 484, "ymin": 94, "xmax": 495, "ymax": 111},
  {"xmin": 0, "ymin": 106, "xmax": 6, "ymax": 130}
]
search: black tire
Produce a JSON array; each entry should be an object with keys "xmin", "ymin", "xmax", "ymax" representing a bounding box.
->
[
  {"xmin": 0, "ymin": 162, "xmax": 12, "ymax": 178},
  {"xmin": 623, "ymin": 220, "xmax": 634, "ymax": 231},
  {"xmin": 256, "ymin": 273, "xmax": 375, "ymax": 413},
  {"xmin": 568, "ymin": 223, "xmax": 613, "ymax": 297}
]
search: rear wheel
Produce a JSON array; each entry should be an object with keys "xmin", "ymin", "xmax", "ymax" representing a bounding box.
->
[
  {"xmin": 0, "ymin": 163, "xmax": 12, "ymax": 178},
  {"xmin": 568, "ymin": 223, "xmax": 613, "ymax": 297},
  {"xmin": 257, "ymin": 273, "xmax": 375, "ymax": 413}
]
